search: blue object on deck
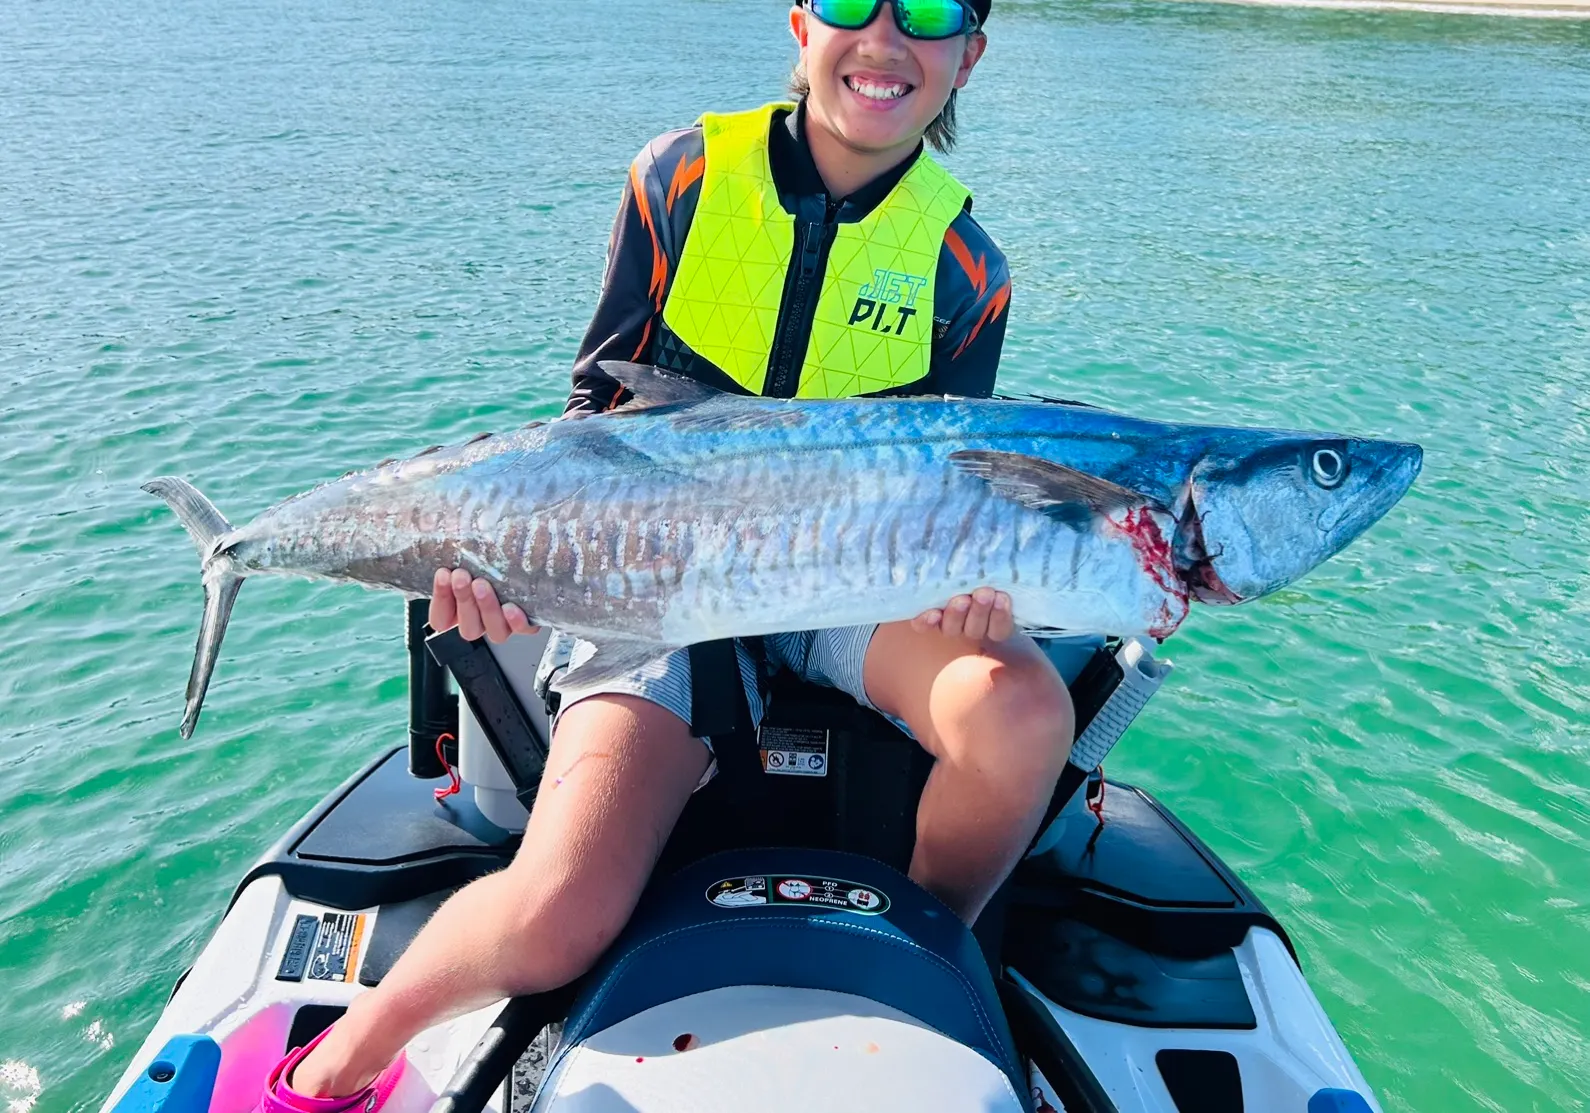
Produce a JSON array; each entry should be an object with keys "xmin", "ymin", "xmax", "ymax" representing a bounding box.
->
[
  {"xmin": 1310, "ymin": 1089, "xmax": 1374, "ymax": 1112},
  {"xmin": 109, "ymin": 1034, "xmax": 221, "ymax": 1113}
]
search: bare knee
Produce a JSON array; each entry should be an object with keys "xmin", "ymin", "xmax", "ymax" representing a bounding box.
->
[{"xmin": 929, "ymin": 649, "xmax": 1074, "ymax": 784}]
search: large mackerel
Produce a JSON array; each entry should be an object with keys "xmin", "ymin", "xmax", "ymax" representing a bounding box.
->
[{"xmin": 145, "ymin": 362, "xmax": 1422, "ymax": 737}]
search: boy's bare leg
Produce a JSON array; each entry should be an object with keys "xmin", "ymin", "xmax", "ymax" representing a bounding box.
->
[
  {"xmin": 287, "ymin": 694, "xmax": 709, "ymax": 1097},
  {"xmin": 864, "ymin": 619, "xmax": 1073, "ymax": 924}
]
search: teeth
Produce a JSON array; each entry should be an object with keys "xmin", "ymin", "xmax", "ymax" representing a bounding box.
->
[{"xmin": 846, "ymin": 77, "xmax": 910, "ymax": 101}]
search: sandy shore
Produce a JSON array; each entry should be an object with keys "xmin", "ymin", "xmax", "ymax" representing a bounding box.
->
[{"xmin": 1187, "ymin": 0, "xmax": 1590, "ymax": 16}]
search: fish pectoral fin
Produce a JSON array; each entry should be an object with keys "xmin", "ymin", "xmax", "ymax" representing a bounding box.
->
[
  {"xmin": 549, "ymin": 636, "xmax": 680, "ymax": 695},
  {"xmin": 597, "ymin": 360, "xmax": 726, "ymax": 411},
  {"xmin": 948, "ymin": 450, "xmax": 1157, "ymax": 521}
]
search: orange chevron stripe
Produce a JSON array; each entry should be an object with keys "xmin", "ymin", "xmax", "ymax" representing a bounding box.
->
[
  {"xmin": 666, "ymin": 153, "xmax": 705, "ymax": 214},
  {"xmin": 630, "ymin": 161, "xmax": 669, "ymax": 312},
  {"xmin": 955, "ymin": 278, "xmax": 1010, "ymax": 359},
  {"xmin": 944, "ymin": 225, "xmax": 989, "ymax": 300}
]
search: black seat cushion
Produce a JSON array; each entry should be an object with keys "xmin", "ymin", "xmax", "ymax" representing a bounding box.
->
[{"xmin": 558, "ymin": 848, "xmax": 1027, "ymax": 1103}]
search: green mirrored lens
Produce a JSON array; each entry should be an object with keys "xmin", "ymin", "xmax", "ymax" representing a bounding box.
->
[
  {"xmin": 809, "ymin": 0, "xmax": 882, "ymax": 30},
  {"xmin": 895, "ymin": 0, "xmax": 967, "ymax": 38}
]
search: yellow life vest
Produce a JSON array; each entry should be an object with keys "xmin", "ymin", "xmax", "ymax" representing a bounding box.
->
[{"xmin": 661, "ymin": 102, "xmax": 971, "ymax": 398}]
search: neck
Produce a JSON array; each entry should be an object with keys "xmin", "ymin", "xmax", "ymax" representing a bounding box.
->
[{"xmin": 803, "ymin": 110, "xmax": 921, "ymax": 200}]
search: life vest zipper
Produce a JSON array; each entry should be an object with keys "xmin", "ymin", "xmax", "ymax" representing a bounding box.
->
[{"xmin": 762, "ymin": 207, "xmax": 837, "ymax": 398}]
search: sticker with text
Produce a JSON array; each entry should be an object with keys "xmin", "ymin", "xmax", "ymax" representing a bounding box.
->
[{"xmin": 707, "ymin": 875, "xmax": 889, "ymax": 915}]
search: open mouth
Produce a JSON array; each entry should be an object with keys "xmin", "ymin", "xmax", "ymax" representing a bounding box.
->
[
  {"xmin": 1187, "ymin": 559, "xmax": 1242, "ymax": 605},
  {"xmin": 1174, "ymin": 493, "xmax": 1244, "ymax": 605},
  {"xmin": 844, "ymin": 75, "xmax": 915, "ymax": 103}
]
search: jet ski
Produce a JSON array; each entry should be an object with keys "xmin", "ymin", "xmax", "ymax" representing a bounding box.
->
[{"xmin": 103, "ymin": 604, "xmax": 1381, "ymax": 1113}]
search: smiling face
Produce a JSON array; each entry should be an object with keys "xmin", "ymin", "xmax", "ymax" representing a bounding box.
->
[{"xmin": 790, "ymin": 2, "xmax": 986, "ymax": 164}]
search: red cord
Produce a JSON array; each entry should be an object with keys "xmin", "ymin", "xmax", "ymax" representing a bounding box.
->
[
  {"xmin": 1087, "ymin": 764, "xmax": 1107, "ymax": 826},
  {"xmin": 433, "ymin": 732, "xmax": 460, "ymax": 801}
]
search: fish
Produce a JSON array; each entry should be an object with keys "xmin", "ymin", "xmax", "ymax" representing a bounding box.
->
[{"xmin": 143, "ymin": 361, "xmax": 1422, "ymax": 737}]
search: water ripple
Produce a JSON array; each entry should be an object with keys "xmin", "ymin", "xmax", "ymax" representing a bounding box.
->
[{"xmin": 3, "ymin": 0, "xmax": 1588, "ymax": 1110}]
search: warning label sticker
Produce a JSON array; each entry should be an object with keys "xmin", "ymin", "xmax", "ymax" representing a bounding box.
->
[
  {"xmin": 707, "ymin": 875, "xmax": 890, "ymax": 916},
  {"xmin": 758, "ymin": 724, "xmax": 828, "ymax": 777},
  {"xmin": 295, "ymin": 911, "xmax": 367, "ymax": 983},
  {"xmin": 276, "ymin": 914, "xmax": 320, "ymax": 982},
  {"xmin": 706, "ymin": 875, "xmax": 767, "ymax": 908}
]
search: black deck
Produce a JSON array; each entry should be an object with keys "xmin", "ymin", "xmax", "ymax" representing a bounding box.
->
[{"xmin": 230, "ymin": 746, "xmax": 515, "ymax": 914}]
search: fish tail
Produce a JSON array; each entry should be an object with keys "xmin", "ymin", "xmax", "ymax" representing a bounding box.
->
[{"xmin": 142, "ymin": 477, "xmax": 245, "ymax": 738}]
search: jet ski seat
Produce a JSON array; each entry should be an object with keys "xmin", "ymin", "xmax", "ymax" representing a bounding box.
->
[{"xmin": 535, "ymin": 847, "xmax": 1030, "ymax": 1109}]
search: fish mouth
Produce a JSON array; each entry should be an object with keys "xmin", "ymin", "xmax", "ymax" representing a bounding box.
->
[
  {"xmin": 1187, "ymin": 558, "xmax": 1243, "ymax": 605},
  {"xmin": 1174, "ymin": 489, "xmax": 1244, "ymax": 605}
]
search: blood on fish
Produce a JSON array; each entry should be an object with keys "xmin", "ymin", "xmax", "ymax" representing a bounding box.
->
[
  {"xmin": 1149, "ymin": 599, "xmax": 1183, "ymax": 640},
  {"xmin": 1111, "ymin": 507, "xmax": 1178, "ymax": 595},
  {"xmin": 1107, "ymin": 507, "xmax": 1188, "ymax": 637},
  {"xmin": 672, "ymin": 1033, "xmax": 698, "ymax": 1052}
]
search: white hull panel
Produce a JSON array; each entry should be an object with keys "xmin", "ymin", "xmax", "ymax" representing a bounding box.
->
[{"xmin": 99, "ymin": 876, "xmax": 507, "ymax": 1113}]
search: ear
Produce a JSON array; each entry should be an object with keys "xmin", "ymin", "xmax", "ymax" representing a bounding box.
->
[
  {"xmin": 789, "ymin": 4, "xmax": 810, "ymax": 47},
  {"xmin": 953, "ymin": 30, "xmax": 987, "ymax": 90}
]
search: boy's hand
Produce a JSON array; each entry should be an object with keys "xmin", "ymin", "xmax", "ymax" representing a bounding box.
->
[
  {"xmin": 429, "ymin": 568, "xmax": 539, "ymax": 643},
  {"xmin": 912, "ymin": 587, "xmax": 1014, "ymax": 643}
]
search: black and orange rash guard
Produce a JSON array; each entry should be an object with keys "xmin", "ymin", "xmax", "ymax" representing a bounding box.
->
[{"xmin": 566, "ymin": 101, "xmax": 1013, "ymax": 414}]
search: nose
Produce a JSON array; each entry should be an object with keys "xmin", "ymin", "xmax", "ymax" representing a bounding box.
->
[{"xmin": 854, "ymin": 0, "xmax": 910, "ymax": 61}]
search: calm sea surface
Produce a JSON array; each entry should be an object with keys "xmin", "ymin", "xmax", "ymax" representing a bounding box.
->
[{"xmin": 2, "ymin": 1, "xmax": 1588, "ymax": 1109}]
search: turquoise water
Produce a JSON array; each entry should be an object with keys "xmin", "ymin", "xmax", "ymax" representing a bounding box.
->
[{"xmin": 2, "ymin": 0, "xmax": 1588, "ymax": 1109}]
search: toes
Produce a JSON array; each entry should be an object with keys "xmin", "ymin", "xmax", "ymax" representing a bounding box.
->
[
  {"xmin": 963, "ymin": 589, "xmax": 995, "ymax": 641},
  {"xmin": 988, "ymin": 592, "xmax": 1015, "ymax": 642},
  {"xmin": 940, "ymin": 595, "xmax": 971, "ymax": 639}
]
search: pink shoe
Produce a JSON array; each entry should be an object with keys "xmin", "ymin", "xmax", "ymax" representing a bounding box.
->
[{"xmin": 258, "ymin": 1026, "xmax": 409, "ymax": 1113}]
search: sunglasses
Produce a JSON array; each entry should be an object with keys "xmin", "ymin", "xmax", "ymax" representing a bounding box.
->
[{"xmin": 805, "ymin": 0, "xmax": 979, "ymax": 41}]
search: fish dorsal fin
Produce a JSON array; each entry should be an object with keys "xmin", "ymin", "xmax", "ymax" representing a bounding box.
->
[
  {"xmin": 598, "ymin": 360, "xmax": 724, "ymax": 410},
  {"xmin": 948, "ymin": 450, "xmax": 1154, "ymax": 520}
]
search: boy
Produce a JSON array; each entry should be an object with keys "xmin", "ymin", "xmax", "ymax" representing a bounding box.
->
[{"xmin": 267, "ymin": 3, "xmax": 1073, "ymax": 1105}]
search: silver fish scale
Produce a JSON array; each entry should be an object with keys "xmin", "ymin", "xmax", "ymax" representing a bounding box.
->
[
  {"xmin": 220, "ymin": 401, "xmax": 1188, "ymax": 644},
  {"xmin": 639, "ymin": 439, "xmax": 1174, "ymax": 643}
]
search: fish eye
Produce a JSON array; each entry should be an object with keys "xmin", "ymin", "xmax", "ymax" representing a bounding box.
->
[{"xmin": 1310, "ymin": 447, "xmax": 1347, "ymax": 489}]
